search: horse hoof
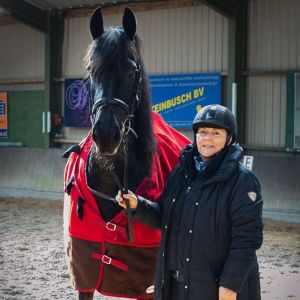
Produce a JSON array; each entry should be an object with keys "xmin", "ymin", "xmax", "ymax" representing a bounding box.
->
[{"xmin": 78, "ymin": 291, "xmax": 94, "ymax": 300}]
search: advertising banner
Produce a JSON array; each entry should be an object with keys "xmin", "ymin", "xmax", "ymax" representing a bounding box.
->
[
  {"xmin": 150, "ymin": 73, "xmax": 221, "ymax": 129},
  {"xmin": 0, "ymin": 92, "xmax": 8, "ymax": 138},
  {"xmin": 64, "ymin": 79, "xmax": 91, "ymax": 127}
]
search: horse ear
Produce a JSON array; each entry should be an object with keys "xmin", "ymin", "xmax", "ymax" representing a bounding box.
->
[
  {"xmin": 122, "ymin": 7, "xmax": 136, "ymax": 40},
  {"xmin": 90, "ymin": 6, "xmax": 104, "ymax": 40}
]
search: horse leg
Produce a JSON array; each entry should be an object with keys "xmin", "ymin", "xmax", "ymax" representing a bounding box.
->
[{"xmin": 78, "ymin": 291, "xmax": 94, "ymax": 300}]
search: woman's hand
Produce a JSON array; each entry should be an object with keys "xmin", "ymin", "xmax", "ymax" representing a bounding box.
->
[
  {"xmin": 116, "ymin": 190, "xmax": 138, "ymax": 209},
  {"xmin": 219, "ymin": 286, "xmax": 237, "ymax": 300}
]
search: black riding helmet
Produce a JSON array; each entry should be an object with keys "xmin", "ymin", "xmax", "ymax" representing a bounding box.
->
[{"xmin": 192, "ymin": 104, "xmax": 237, "ymax": 144}]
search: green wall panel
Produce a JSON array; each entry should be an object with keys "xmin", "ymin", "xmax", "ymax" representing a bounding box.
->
[{"xmin": 0, "ymin": 91, "xmax": 45, "ymax": 148}]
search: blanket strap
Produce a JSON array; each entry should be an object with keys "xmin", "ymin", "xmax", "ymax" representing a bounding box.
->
[{"xmin": 92, "ymin": 253, "xmax": 128, "ymax": 271}]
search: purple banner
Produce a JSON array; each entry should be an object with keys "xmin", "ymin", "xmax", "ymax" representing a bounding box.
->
[{"xmin": 64, "ymin": 79, "xmax": 91, "ymax": 127}]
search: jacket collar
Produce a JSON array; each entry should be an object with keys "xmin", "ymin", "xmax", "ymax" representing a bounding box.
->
[{"xmin": 179, "ymin": 143, "xmax": 243, "ymax": 185}]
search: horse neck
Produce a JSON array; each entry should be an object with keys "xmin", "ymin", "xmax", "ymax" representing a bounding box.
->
[
  {"xmin": 132, "ymin": 74, "xmax": 156, "ymax": 175},
  {"xmin": 87, "ymin": 137, "xmax": 150, "ymax": 195},
  {"xmin": 87, "ymin": 140, "xmax": 145, "ymax": 222}
]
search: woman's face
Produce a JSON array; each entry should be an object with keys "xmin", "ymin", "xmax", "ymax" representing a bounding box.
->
[{"xmin": 196, "ymin": 127, "xmax": 228, "ymax": 161}]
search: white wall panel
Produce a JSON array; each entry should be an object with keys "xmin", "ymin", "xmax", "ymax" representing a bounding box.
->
[
  {"xmin": 62, "ymin": 16, "xmax": 91, "ymax": 77},
  {"xmin": 0, "ymin": 24, "xmax": 44, "ymax": 80},
  {"xmin": 246, "ymin": 76, "xmax": 286, "ymax": 147},
  {"xmin": 201, "ymin": 6, "xmax": 209, "ymax": 71},
  {"xmin": 62, "ymin": 4, "xmax": 228, "ymax": 78},
  {"xmin": 246, "ymin": 0, "xmax": 299, "ymax": 148},
  {"xmin": 248, "ymin": 0, "xmax": 300, "ymax": 70}
]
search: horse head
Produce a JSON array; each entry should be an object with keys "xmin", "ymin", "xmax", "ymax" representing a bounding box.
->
[{"xmin": 85, "ymin": 7, "xmax": 144, "ymax": 156}]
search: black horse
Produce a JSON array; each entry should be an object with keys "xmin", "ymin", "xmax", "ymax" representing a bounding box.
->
[
  {"xmin": 86, "ymin": 7, "xmax": 155, "ymax": 225},
  {"xmin": 64, "ymin": 6, "xmax": 189, "ymax": 300}
]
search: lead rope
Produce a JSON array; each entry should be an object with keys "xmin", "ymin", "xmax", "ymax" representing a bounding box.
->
[
  {"xmin": 108, "ymin": 128, "xmax": 134, "ymax": 242},
  {"xmin": 119, "ymin": 66, "xmax": 141, "ymax": 243},
  {"xmin": 122, "ymin": 131, "xmax": 134, "ymax": 242}
]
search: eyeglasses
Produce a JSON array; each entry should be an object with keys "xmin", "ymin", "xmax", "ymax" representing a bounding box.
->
[{"xmin": 196, "ymin": 130, "xmax": 224, "ymax": 139}]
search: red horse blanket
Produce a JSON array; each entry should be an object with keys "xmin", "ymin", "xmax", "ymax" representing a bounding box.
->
[{"xmin": 64, "ymin": 112, "xmax": 190, "ymax": 298}]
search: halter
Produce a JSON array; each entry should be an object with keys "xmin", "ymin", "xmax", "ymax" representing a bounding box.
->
[{"xmin": 88, "ymin": 62, "xmax": 142, "ymax": 242}]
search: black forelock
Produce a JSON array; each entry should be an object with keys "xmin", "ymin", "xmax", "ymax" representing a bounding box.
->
[{"xmin": 85, "ymin": 27, "xmax": 139, "ymax": 82}]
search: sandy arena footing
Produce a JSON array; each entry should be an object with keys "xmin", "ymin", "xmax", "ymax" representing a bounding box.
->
[{"xmin": 0, "ymin": 198, "xmax": 299, "ymax": 300}]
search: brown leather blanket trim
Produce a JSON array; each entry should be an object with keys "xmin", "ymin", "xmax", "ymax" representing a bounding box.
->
[
  {"xmin": 66, "ymin": 237, "xmax": 158, "ymax": 298},
  {"xmin": 100, "ymin": 242, "xmax": 158, "ymax": 297},
  {"xmin": 66, "ymin": 237, "xmax": 102, "ymax": 291}
]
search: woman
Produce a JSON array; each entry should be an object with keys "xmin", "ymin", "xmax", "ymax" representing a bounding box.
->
[{"xmin": 117, "ymin": 104, "xmax": 263, "ymax": 300}]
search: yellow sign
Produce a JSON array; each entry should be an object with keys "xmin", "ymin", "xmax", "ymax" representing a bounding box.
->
[
  {"xmin": 152, "ymin": 87, "xmax": 205, "ymax": 113},
  {"xmin": 0, "ymin": 92, "xmax": 8, "ymax": 138}
]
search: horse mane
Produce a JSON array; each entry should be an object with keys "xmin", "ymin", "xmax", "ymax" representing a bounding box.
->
[{"xmin": 84, "ymin": 27, "xmax": 156, "ymax": 172}]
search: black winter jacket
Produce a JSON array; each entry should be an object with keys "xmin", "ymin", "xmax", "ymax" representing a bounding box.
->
[{"xmin": 134, "ymin": 143, "xmax": 263, "ymax": 300}]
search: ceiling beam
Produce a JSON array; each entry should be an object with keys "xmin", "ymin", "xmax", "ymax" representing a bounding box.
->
[
  {"xmin": 65, "ymin": 0, "xmax": 199, "ymax": 18},
  {"xmin": 0, "ymin": 0, "xmax": 47, "ymax": 32},
  {"xmin": 199, "ymin": 0, "xmax": 235, "ymax": 18}
]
